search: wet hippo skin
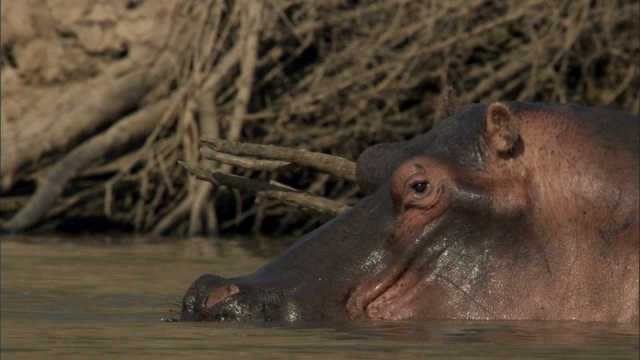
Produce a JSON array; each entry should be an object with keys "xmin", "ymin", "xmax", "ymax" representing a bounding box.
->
[{"xmin": 180, "ymin": 102, "xmax": 639, "ymax": 323}]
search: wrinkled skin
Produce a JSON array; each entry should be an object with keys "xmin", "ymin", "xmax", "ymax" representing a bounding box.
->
[{"xmin": 181, "ymin": 102, "xmax": 639, "ymax": 323}]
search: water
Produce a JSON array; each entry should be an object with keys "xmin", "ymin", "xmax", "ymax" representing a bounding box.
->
[{"xmin": 1, "ymin": 235, "xmax": 638, "ymax": 359}]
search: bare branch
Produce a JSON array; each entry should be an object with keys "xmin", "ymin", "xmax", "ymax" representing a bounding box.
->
[
  {"xmin": 179, "ymin": 161, "xmax": 350, "ymax": 222},
  {"xmin": 2, "ymin": 99, "xmax": 171, "ymax": 232},
  {"xmin": 200, "ymin": 138, "xmax": 357, "ymax": 181},
  {"xmin": 201, "ymin": 147, "xmax": 298, "ymax": 172}
]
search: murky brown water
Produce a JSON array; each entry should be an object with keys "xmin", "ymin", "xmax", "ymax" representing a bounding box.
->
[{"xmin": 1, "ymin": 235, "xmax": 638, "ymax": 359}]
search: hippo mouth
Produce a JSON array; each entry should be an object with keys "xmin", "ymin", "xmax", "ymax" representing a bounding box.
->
[
  {"xmin": 346, "ymin": 227, "xmax": 453, "ymax": 321},
  {"xmin": 346, "ymin": 261, "xmax": 417, "ymax": 320},
  {"xmin": 184, "ymin": 274, "xmax": 412, "ymax": 322},
  {"xmin": 181, "ymin": 218, "xmax": 450, "ymax": 322}
]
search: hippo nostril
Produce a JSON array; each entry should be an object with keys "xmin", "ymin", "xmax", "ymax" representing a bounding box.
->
[{"xmin": 205, "ymin": 284, "xmax": 240, "ymax": 308}]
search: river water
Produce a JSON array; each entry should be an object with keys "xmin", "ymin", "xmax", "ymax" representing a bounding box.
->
[{"xmin": 1, "ymin": 235, "xmax": 638, "ymax": 359}]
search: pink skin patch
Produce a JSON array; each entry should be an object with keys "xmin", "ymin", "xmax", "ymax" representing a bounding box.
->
[{"xmin": 205, "ymin": 284, "xmax": 240, "ymax": 308}]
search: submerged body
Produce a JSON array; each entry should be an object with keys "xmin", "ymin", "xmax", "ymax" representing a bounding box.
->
[{"xmin": 181, "ymin": 102, "xmax": 639, "ymax": 323}]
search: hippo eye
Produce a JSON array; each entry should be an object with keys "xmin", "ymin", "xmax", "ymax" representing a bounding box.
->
[{"xmin": 411, "ymin": 181, "xmax": 429, "ymax": 194}]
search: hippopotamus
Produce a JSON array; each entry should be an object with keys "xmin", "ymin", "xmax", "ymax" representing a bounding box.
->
[{"xmin": 180, "ymin": 101, "xmax": 639, "ymax": 323}]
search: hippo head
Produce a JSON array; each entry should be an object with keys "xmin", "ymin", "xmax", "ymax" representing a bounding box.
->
[{"xmin": 181, "ymin": 102, "xmax": 639, "ymax": 322}]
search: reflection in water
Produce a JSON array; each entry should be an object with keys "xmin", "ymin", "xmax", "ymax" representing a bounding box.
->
[{"xmin": 1, "ymin": 235, "xmax": 638, "ymax": 359}]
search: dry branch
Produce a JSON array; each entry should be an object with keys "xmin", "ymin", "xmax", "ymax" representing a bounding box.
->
[
  {"xmin": 200, "ymin": 138, "xmax": 357, "ymax": 181},
  {"xmin": 227, "ymin": 0, "xmax": 262, "ymax": 141},
  {"xmin": 0, "ymin": 54, "xmax": 175, "ymax": 190},
  {"xmin": 149, "ymin": 2, "xmax": 262, "ymax": 235},
  {"xmin": 179, "ymin": 161, "xmax": 349, "ymax": 222},
  {"xmin": 1, "ymin": 99, "xmax": 171, "ymax": 232},
  {"xmin": 201, "ymin": 147, "xmax": 297, "ymax": 172}
]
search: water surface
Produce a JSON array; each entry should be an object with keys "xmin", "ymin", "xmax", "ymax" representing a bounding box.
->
[{"xmin": 1, "ymin": 235, "xmax": 638, "ymax": 359}]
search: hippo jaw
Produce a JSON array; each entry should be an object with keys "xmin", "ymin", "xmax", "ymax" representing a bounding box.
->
[
  {"xmin": 345, "ymin": 256, "xmax": 412, "ymax": 320},
  {"xmin": 179, "ymin": 212, "xmax": 467, "ymax": 322}
]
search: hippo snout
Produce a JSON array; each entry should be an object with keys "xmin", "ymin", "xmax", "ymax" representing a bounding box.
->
[
  {"xmin": 181, "ymin": 274, "xmax": 291, "ymax": 321},
  {"xmin": 180, "ymin": 274, "xmax": 246, "ymax": 321}
]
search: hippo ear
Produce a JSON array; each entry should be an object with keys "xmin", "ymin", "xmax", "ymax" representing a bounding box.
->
[{"xmin": 484, "ymin": 102, "xmax": 520, "ymax": 155}]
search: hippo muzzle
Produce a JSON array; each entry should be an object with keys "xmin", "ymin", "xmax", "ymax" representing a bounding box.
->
[
  {"xmin": 181, "ymin": 274, "xmax": 242, "ymax": 321},
  {"xmin": 181, "ymin": 274, "xmax": 292, "ymax": 322}
]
